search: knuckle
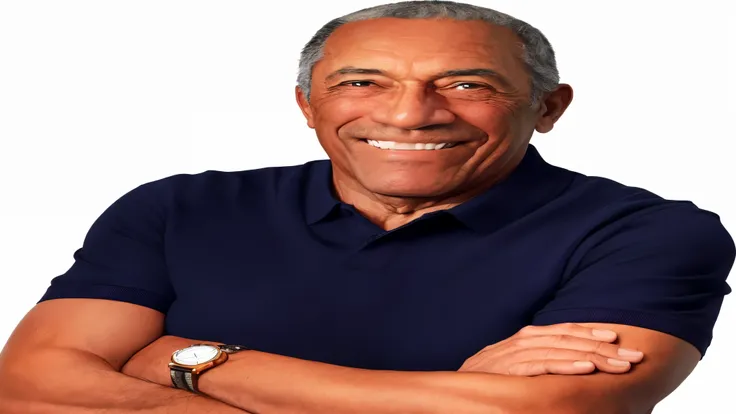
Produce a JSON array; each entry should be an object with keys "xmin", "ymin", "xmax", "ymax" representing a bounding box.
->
[
  {"xmin": 561, "ymin": 322, "xmax": 577, "ymax": 330},
  {"xmin": 518, "ymin": 325, "xmax": 538, "ymax": 336},
  {"xmin": 543, "ymin": 347, "xmax": 555, "ymax": 359},
  {"xmin": 593, "ymin": 354, "xmax": 609, "ymax": 364},
  {"xmin": 550, "ymin": 334, "xmax": 566, "ymax": 345},
  {"xmin": 577, "ymin": 351, "xmax": 597, "ymax": 362},
  {"xmin": 594, "ymin": 341, "xmax": 611, "ymax": 354},
  {"xmin": 508, "ymin": 362, "xmax": 528, "ymax": 376}
]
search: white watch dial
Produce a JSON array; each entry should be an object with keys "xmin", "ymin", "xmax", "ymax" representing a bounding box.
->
[{"xmin": 172, "ymin": 345, "xmax": 220, "ymax": 366}]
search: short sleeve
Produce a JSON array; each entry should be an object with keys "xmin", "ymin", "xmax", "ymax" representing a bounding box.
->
[
  {"xmin": 532, "ymin": 203, "xmax": 735, "ymax": 357},
  {"xmin": 39, "ymin": 180, "xmax": 175, "ymax": 313}
]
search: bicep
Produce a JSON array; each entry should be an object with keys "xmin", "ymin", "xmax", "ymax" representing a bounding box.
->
[
  {"xmin": 527, "ymin": 205, "xmax": 732, "ymax": 411},
  {"xmin": 540, "ymin": 323, "xmax": 700, "ymax": 413},
  {"xmin": 2, "ymin": 298, "xmax": 165, "ymax": 370},
  {"xmin": 5, "ymin": 181, "xmax": 176, "ymax": 368}
]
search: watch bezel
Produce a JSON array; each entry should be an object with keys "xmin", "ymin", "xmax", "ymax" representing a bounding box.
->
[
  {"xmin": 169, "ymin": 343, "xmax": 248, "ymax": 393},
  {"xmin": 170, "ymin": 344, "xmax": 224, "ymax": 370}
]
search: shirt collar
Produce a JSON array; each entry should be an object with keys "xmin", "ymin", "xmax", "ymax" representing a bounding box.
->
[
  {"xmin": 304, "ymin": 144, "xmax": 576, "ymax": 232},
  {"xmin": 447, "ymin": 144, "xmax": 575, "ymax": 233},
  {"xmin": 304, "ymin": 160, "xmax": 342, "ymax": 225}
]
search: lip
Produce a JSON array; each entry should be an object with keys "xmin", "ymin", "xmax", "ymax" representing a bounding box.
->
[
  {"xmin": 355, "ymin": 139, "xmax": 470, "ymax": 161},
  {"xmin": 358, "ymin": 139, "xmax": 467, "ymax": 148}
]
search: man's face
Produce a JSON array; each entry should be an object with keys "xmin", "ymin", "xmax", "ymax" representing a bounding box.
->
[{"xmin": 298, "ymin": 18, "xmax": 551, "ymax": 199}]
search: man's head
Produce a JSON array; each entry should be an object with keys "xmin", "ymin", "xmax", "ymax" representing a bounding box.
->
[{"xmin": 295, "ymin": 1, "xmax": 572, "ymax": 205}]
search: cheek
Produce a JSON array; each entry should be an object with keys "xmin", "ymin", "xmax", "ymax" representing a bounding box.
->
[
  {"xmin": 462, "ymin": 100, "xmax": 527, "ymax": 136},
  {"xmin": 314, "ymin": 100, "xmax": 371, "ymax": 143},
  {"xmin": 316, "ymin": 98, "xmax": 369, "ymax": 126}
]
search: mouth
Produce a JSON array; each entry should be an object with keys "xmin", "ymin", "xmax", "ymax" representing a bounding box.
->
[{"xmin": 359, "ymin": 139, "xmax": 463, "ymax": 151}]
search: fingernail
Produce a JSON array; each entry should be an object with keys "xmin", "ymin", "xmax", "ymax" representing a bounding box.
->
[
  {"xmin": 573, "ymin": 361, "xmax": 595, "ymax": 368},
  {"xmin": 618, "ymin": 348, "xmax": 643, "ymax": 358},
  {"xmin": 608, "ymin": 358, "xmax": 631, "ymax": 367},
  {"xmin": 592, "ymin": 329, "xmax": 617, "ymax": 339}
]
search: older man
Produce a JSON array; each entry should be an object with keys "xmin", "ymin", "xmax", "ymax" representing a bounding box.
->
[{"xmin": 0, "ymin": 1, "xmax": 733, "ymax": 413}]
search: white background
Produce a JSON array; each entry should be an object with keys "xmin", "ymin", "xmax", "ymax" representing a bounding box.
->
[{"xmin": 0, "ymin": 0, "xmax": 734, "ymax": 411}]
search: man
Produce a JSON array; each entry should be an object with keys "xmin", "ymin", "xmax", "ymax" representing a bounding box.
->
[{"xmin": 0, "ymin": 1, "xmax": 733, "ymax": 413}]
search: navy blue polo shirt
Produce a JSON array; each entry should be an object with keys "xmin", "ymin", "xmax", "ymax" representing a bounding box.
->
[{"xmin": 40, "ymin": 145, "xmax": 735, "ymax": 370}]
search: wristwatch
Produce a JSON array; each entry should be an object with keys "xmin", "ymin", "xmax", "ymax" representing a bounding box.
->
[{"xmin": 169, "ymin": 344, "xmax": 249, "ymax": 393}]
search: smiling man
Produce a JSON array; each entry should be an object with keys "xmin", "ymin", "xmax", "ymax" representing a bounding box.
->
[{"xmin": 0, "ymin": 1, "xmax": 733, "ymax": 414}]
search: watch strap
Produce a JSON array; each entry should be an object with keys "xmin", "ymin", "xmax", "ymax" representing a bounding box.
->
[
  {"xmin": 170, "ymin": 366, "xmax": 198, "ymax": 393},
  {"xmin": 219, "ymin": 344, "xmax": 249, "ymax": 354}
]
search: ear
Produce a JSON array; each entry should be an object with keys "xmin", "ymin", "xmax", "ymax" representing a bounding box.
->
[
  {"xmin": 295, "ymin": 86, "xmax": 316, "ymax": 129},
  {"xmin": 535, "ymin": 84, "xmax": 573, "ymax": 134}
]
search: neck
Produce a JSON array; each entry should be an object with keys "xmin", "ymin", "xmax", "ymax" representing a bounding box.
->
[{"xmin": 331, "ymin": 151, "xmax": 526, "ymax": 231}]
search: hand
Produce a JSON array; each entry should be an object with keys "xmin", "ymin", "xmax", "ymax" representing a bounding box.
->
[
  {"xmin": 458, "ymin": 323, "xmax": 644, "ymax": 376},
  {"xmin": 121, "ymin": 335, "xmax": 196, "ymax": 387}
]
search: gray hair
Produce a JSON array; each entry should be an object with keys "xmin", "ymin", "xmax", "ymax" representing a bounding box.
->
[{"xmin": 297, "ymin": 0, "xmax": 559, "ymax": 106}]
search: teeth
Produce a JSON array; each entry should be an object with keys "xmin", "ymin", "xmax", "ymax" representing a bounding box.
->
[{"xmin": 366, "ymin": 140, "xmax": 456, "ymax": 150}]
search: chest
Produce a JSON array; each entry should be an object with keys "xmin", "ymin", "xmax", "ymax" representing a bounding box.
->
[{"xmin": 162, "ymin": 215, "xmax": 571, "ymax": 371}]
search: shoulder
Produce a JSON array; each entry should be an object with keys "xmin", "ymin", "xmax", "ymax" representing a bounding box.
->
[
  {"xmin": 564, "ymin": 171, "xmax": 723, "ymax": 230},
  {"xmin": 565, "ymin": 172, "xmax": 683, "ymax": 215},
  {"xmin": 125, "ymin": 160, "xmax": 329, "ymax": 210},
  {"xmin": 534, "ymin": 172, "xmax": 733, "ymax": 358},
  {"xmin": 562, "ymin": 173, "xmax": 735, "ymax": 273}
]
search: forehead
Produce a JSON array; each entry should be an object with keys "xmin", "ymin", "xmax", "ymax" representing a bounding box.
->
[{"xmin": 319, "ymin": 18, "xmax": 527, "ymax": 80}]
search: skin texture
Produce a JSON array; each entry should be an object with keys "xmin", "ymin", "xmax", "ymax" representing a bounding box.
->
[
  {"xmin": 120, "ymin": 326, "xmax": 641, "ymax": 388},
  {"xmin": 118, "ymin": 323, "xmax": 698, "ymax": 414},
  {"xmin": 0, "ymin": 17, "xmax": 702, "ymax": 414},
  {"xmin": 457, "ymin": 324, "xmax": 644, "ymax": 375},
  {"xmin": 296, "ymin": 18, "xmax": 572, "ymax": 230},
  {"xmin": 0, "ymin": 299, "xmax": 247, "ymax": 413}
]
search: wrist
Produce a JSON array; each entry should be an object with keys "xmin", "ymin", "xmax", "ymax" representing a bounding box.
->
[
  {"xmin": 196, "ymin": 349, "xmax": 265, "ymax": 411},
  {"xmin": 169, "ymin": 343, "xmax": 250, "ymax": 394}
]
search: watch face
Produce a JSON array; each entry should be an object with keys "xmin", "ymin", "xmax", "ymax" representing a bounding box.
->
[{"xmin": 172, "ymin": 345, "xmax": 220, "ymax": 366}]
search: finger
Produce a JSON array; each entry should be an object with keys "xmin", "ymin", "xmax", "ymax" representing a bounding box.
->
[
  {"xmin": 514, "ymin": 335, "xmax": 644, "ymax": 363},
  {"xmin": 518, "ymin": 323, "xmax": 618, "ymax": 343},
  {"xmin": 512, "ymin": 348, "xmax": 634, "ymax": 374},
  {"xmin": 508, "ymin": 359, "xmax": 596, "ymax": 376}
]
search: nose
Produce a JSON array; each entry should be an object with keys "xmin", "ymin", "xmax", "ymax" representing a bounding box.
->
[{"xmin": 371, "ymin": 85, "xmax": 455, "ymax": 130}]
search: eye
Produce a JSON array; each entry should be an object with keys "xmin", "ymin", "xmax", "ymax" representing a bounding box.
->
[
  {"xmin": 452, "ymin": 82, "xmax": 490, "ymax": 90},
  {"xmin": 340, "ymin": 80, "xmax": 376, "ymax": 87}
]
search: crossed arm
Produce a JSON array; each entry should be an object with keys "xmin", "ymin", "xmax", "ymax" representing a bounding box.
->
[
  {"xmin": 121, "ymin": 327, "xmax": 696, "ymax": 414},
  {"xmin": 0, "ymin": 299, "xmax": 700, "ymax": 414}
]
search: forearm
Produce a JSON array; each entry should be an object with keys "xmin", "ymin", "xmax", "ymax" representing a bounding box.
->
[
  {"xmin": 199, "ymin": 350, "xmax": 544, "ymax": 414},
  {"xmin": 0, "ymin": 347, "xmax": 247, "ymax": 413}
]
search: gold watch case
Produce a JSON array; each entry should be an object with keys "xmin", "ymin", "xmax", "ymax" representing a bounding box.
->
[{"xmin": 169, "ymin": 344, "xmax": 230, "ymax": 374}]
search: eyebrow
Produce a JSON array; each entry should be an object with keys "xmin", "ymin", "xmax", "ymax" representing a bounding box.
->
[{"xmin": 324, "ymin": 66, "xmax": 512, "ymax": 88}]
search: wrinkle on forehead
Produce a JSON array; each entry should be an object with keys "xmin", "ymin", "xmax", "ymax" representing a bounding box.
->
[{"xmin": 320, "ymin": 18, "xmax": 529, "ymax": 88}]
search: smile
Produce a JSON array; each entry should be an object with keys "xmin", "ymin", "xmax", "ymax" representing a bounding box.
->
[{"xmin": 362, "ymin": 140, "xmax": 460, "ymax": 150}]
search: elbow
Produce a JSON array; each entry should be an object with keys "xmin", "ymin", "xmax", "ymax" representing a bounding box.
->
[
  {"xmin": 508, "ymin": 388, "xmax": 639, "ymax": 414},
  {"xmin": 555, "ymin": 408, "xmax": 629, "ymax": 414},
  {"xmin": 0, "ymin": 378, "xmax": 24, "ymax": 413},
  {"xmin": 556, "ymin": 394, "xmax": 656, "ymax": 414},
  {"xmin": 548, "ymin": 398, "xmax": 643, "ymax": 414},
  {"xmin": 0, "ymin": 368, "xmax": 29, "ymax": 411}
]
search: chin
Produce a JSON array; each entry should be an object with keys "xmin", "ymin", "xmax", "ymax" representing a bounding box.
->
[{"xmin": 362, "ymin": 176, "xmax": 451, "ymax": 199}]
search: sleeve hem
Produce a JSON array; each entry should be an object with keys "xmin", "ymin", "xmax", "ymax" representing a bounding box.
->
[
  {"xmin": 38, "ymin": 282, "xmax": 173, "ymax": 313},
  {"xmin": 532, "ymin": 307, "xmax": 712, "ymax": 358}
]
